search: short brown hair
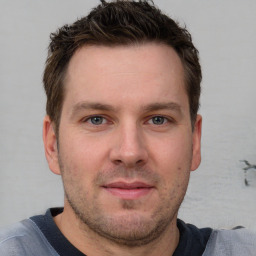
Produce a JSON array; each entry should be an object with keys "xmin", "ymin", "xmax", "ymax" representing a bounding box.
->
[{"xmin": 43, "ymin": 0, "xmax": 201, "ymax": 134}]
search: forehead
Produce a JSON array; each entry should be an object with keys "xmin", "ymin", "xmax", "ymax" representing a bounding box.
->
[
  {"xmin": 63, "ymin": 43, "xmax": 187, "ymax": 111},
  {"xmin": 66, "ymin": 43, "xmax": 184, "ymax": 81}
]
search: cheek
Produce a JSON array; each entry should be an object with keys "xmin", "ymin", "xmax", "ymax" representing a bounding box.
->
[
  {"xmin": 147, "ymin": 133, "xmax": 192, "ymax": 196},
  {"xmin": 58, "ymin": 132, "xmax": 108, "ymax": 183},
  {"xmin": 149, "ymin": 133, "xmax": 192, "ymax": 170},
  {"xmin": 60, "ymin": 130, "xmax": 108, "ymax": 161}
]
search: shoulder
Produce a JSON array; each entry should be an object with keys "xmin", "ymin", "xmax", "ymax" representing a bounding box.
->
[
  {"xmin": 0, "ymin": 219, "xmax": 29, "ymax": 244},
  {"xmin": 0, "ymin": 220, "xmax": 32, "ymax": 255},
  {"xmin": 0, "ymin": 219, "xmax": 57, "ymax": 256},
  {"xmin": 203, "ymin": 227, "xmax": 256, "ymax": 256}
]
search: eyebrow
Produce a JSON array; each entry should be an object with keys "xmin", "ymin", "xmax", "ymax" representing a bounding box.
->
[
  {"xmin": 71, "ymin": 102, "xmax": 116, "ymax": 117},
  {"xmin": 142, "ymin": 102, "xmax": 182, "ymax": 114},
  {"xmin": 70, "ymin": 101, "xmax": 182, "ymax": 118}
]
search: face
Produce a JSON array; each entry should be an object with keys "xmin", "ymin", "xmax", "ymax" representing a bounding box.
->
[{"xmin": 44, "ymin": 43, "xmax": 201, "ymax": 246}]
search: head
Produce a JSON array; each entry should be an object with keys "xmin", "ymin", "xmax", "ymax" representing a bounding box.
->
[
  {"xmin": 43, "ymin": 0, "xmax": 201, "ymax": 137},
  {"xmin": 43, "ymin": 0, "xmax": 202, "ymax": 249}
]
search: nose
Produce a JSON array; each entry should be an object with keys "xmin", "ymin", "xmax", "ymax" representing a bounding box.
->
[{"xmin": 109, "ymin": 124, "xmax": 148, "ymax": 168}]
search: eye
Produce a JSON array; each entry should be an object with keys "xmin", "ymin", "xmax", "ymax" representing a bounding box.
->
[
  {"xmin": 87, "ymin": 116, "xmax": 106, "ymax": 125},
  {"xmin": 149, "ymin": 116, "xmax": 168, "ymax": 125}
]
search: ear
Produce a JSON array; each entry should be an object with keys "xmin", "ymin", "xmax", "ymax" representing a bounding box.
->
[
  {"xmin": 43, "ymin": 115, "xmax": 61, "ymax": 175},
  {"xmin": 191, "ymin": 114, "xmax": 202, "ymax": 171}
]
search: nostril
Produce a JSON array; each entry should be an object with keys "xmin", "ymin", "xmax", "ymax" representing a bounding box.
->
[
  {"xmin": 136, "ymin": 159, "xmax": 144, "ymax": 165},
  {"xmin": 113, "ymin": 159, "xmax": 122, "ymax": 165}
]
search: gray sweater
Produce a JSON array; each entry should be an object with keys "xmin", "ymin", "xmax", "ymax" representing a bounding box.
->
[{"xmin": 0, "ymin": 218, "xmax": 256, "ymax": 256}]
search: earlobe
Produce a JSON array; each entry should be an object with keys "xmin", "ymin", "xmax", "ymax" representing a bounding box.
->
[
  {"xmin": 43, "ymin": 115, "xmax": 61, "ymax": 175},
  {"xmin": 191, "ymin": 115, "xmax": 202, "ymax": 171}
]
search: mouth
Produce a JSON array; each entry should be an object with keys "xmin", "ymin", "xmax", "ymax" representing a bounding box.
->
[{"xmin": 102, "ymin": 181, "xmax": 154, "ymax": 200}]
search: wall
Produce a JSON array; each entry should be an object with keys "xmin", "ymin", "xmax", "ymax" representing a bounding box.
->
[{"xmin": 0, "ymin": 0, "xmax": 256, "ymax": 230}]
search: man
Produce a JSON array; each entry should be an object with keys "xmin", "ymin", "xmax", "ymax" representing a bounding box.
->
[{"xmin": 0, "ymin": 1, "xmax": 255, "ymax": 255}]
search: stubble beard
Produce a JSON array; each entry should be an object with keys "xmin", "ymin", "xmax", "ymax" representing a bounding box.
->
[{"xmin": 59, "ymin": 157, "xmax": 190, "ymax": 247}]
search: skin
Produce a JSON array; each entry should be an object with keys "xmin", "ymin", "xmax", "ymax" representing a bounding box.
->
[{"xmin": 43, "ymin": 43, "xmax": 202, "ymax": 256}]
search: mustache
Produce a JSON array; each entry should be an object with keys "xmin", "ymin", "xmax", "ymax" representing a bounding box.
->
[{"xmin": 94, "ymin": 167, "xmax": 161, "ymax": 186}]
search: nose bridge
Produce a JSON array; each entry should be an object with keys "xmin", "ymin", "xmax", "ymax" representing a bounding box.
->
[{"xmin": 110, "ymin": 119, "xmax": 148, "ymax": 167}]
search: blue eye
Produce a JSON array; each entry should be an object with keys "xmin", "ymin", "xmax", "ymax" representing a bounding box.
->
[
  {"xmin": 151, "ymin": 116, "xmax": 167, "ymax": 125},
  {"xmin": 88, "ymin": 116, "xmax": 105, "ymax": 125}
]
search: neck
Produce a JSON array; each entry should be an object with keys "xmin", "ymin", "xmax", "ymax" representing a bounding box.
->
[{"xmin": 54, "ymin": 205, "xmax": 180, "ymax": 256}]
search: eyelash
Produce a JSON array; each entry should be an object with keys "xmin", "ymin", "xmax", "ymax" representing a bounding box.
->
[
  {"xmin": 147, "ymin": 115, "xmax": 171, "ymax": 125},
  {"xmin": 82, "ymin": 115, "xmax": 173, "ymax": 126},
  {"xmin": 83, "ymin": 115, "xmax": 109, "ymax": 125}
]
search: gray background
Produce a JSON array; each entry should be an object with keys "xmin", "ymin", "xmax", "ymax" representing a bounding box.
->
[{"xmin": 1, "ymin": 0, "xmax": 256, "ymax": 230}]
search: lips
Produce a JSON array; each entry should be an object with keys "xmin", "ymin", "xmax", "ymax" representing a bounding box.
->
[{"xmin": 102, "ymin": 181, "xmax": 154, "ymax": 200}]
